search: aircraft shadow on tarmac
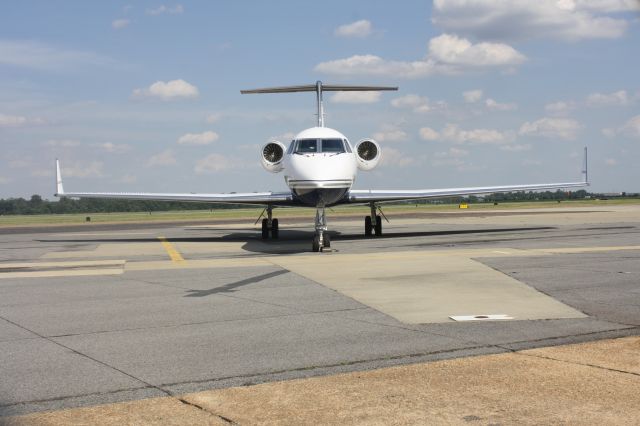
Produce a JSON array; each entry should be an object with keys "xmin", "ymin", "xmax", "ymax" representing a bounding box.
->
[
  {"xmin": 39, "ymin": 226, "xmax": 555, "ymax": 255},
  {"xmin": 184, "ymin": 270, "xmax": 290, "ymax": 297}
]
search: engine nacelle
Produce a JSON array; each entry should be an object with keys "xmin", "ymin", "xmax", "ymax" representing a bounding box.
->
[
  {"xmin": 355, "ymin": 139, "xmax": 381, "ymax": 171},
  {"xmin": 261, "ymin": 141, "xmax": 286, "ymax": 173}
]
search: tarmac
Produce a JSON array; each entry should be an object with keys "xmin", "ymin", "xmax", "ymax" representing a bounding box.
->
[{"xmin": 1, "ymin": 204, "xmax": 639, "ymax": 424}]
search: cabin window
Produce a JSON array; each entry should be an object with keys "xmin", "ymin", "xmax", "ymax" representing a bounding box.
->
[
  {"xmin": 295, "ymin": 139, "xmax": 318, "ymax": 153},
  {"xmin": 321, "ymin": 139, "xmax": 345, "ymax": 153}
]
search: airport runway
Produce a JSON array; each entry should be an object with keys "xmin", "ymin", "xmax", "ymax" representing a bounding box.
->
[{"xmin": 1, "ymin": 205, "xmax": 639, "ymax": 417}]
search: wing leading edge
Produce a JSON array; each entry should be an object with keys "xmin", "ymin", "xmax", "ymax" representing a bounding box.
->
[
  {"xmin": 348, "ymin": 148, "xmax": 589, "ymax": 204},
  {"xmin": 54, "ymin": 160, "xmax": 294, "ymax": 206}
]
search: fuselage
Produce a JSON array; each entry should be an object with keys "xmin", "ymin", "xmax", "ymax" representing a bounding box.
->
[{"xmin": 282, "ymin": 127, "xmax": 357, "ymax": 207}]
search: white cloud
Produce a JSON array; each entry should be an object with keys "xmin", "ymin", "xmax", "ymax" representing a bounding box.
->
[
  {"xmin": 334, "ymin": 20, "xmax": 373, "ymax": 38},
  {"xmin": 500, "ymin": 143, "xmax": 531, "ymax": 152},
  {"xmin": 205, "ymin": 113, "xmax": 222, "ymax": 123},
  {"xmin": 586, "ymin": 90, "xmax": 629, "ymax": 106},
  {"xmin": 391, "ymin": 94, "xmax": 444, "ymax": 113},
  {"xmin": 463, "ymin": 89, "xmax": 483, "ymax": 103},
  {"xmin": 545, "ymin": 101, "xmax": 576, "ymax": 116},
  {"xmin": 147, "ymin": 4, "xmax": 184, "ymax": 15},
  {"xmin": 485, "ymin": 98, "xmax": 517, "ymax": 111},
  {"xmin": 373, "ymin": 125, "xmax": 408, "ymax": 143},
  {"xmin": 419, "ymin": 127, "xmax": 440, "ymax": 141},
  {"xmin": 177, "ymin": 131, "xmax": 219, "ymax": 145},
  {"xmin": 440, "ymin": 123, "xmax": 511, "ymax": 144},
  {"xmin": 0, "ymin": 40, "xmax": 119, "ymax": 71},
  {"xmin": 314, "ymin": 33, "xmax": 525, "ymax": 78},
  {"xmin": 435, "ymin": 147, "xmax": 469, "ymax": 158},
  {"xmin": 0, "ymin": 113, "xmax": 27, "ymax": 127},
  {"xmin": 112, "ymin": 19, "xmax": 130, "ymax": 29},
  {"xmin": 330, "ymin": 91, "xmax": 380, "ymax": 104},
  {"xmin": 519, "ymin": 117, "xmax": 581, "ymax": 140},
  {"xmin": 132, "ymin": 79, "xmax": 199, "ymax": 101},
  {"xmin": 432, "ymin": 0, "xmax": 636, "ymax": 41},
  {"xmin": 605, "ymin": 158, "xmax": 618, "ymax": 166},
  {"xmin": 195, "ymin": 153, "xmax": 234, "ymax": 174},
  {"xmin": 94, "ymin": 142, "xmax": 132, "ymax": 153},
  {"xmin": 64, "ymin": 161, "xmax": 104, "ymax": 178},
  {"xmin": 43, "ymin": 139, "xmax": 81, "ymax": 147},
  {"xmin": 621, "ymin": 115, "xmax": 640, "ymax": 138},
  {"xmin": 380, "ymin": 147, "xmax": 415, "ymax": 167},
  {"xmin": 147, "ymin": 149, "xmax": 177, "ymax": 167}
]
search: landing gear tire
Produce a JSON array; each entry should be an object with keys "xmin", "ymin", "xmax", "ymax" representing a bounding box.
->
[
  {"xmin": 365, "ymin": 216, "xmax": 372, "ymax": 237},
  {"xmin": 261, "ymin": 218, "xmax": 269, "ymax": 239},
  {"xmin": 323, "ymin": 233, "xmax": 331, "ymax": 248},
  {"xmin": 271, "ymin": 218, "xmax": 279, "ymax": 239},
  {"xmin": 374, "ymin": 215, "xmax": 382, "ymax": 236},
  {"xmin": 312, "ymin": 235, "xmax": 321, "ymax": 252}
]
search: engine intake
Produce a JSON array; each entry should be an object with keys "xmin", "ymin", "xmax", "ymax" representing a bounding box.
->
[
  {"xmin": 355, "ymin": 139, "xmax": 381, "ymax": 171},
  {"xmin": 261, "ymin": 141, "xmax": 286, "ymax": 173}
]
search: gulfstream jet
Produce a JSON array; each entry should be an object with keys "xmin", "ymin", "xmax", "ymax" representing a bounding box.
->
[{"xmin": 55, "ymin": 81, "xmax": 589, "ymax": 252}]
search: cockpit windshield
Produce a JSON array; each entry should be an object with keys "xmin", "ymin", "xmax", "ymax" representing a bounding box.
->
[
  {"xmin": 295, "ymin": 139, "xmax": 317, "ymax": 153},
  {"xmin": 294, "ymin": 138, "xmax": 346, "ymax": 154},
  {"xmin": 321, "ymin": 139, "xmax": 345, "ymax": 153}
]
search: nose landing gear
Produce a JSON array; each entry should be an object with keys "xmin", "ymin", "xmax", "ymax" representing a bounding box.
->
[{"xmin": 312, "ymin": 206, "xmax": 331, "ymax": 252}]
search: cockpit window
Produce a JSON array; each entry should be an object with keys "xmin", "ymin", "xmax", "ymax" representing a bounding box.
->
[
  {"xmin": 287, "ymin": 140, "xmax": 295, "ymax": 154},
  {"xmin": 321, "ymin": 139, "xmax": 345, "ymax": 153},
  {"xmin": 295, "ymin": 139, "xmax": 317, "ymax": 153}
]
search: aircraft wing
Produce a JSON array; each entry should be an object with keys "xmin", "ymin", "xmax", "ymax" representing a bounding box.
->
[
  {"xmin": 54, "ymin": 160, "xmax": 295, "ymax": 206},
  {"xmin": 347, "ymin": 180, "xmax": 588, "ymax": 204}
]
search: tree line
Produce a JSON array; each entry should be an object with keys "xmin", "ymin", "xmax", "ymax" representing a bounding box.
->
[{"xmin": 0, "ymin": 190, "xmax": 633, "ymax": 215}]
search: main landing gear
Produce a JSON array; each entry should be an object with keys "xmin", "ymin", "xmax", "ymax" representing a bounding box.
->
[
  {"xmin": 260, "ymin": 205, "xmax": 279, "ymax": 239},
  {"xmin": 364, "ymin": 202, "xmax": 383, "ymax": 237},
  {"xmin": 312, "ymin": 206, "xmax": 331, "ymax": 252}
]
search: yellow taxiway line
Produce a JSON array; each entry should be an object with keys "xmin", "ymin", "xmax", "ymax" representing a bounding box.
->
[{"xmin": 157, "ymin": 236, "xmax": 185, "ymax": 262}]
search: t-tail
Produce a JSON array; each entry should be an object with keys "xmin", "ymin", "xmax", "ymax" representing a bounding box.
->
[{"xmin": 241, "ymin": 81, "xmax": 398, "ymax": 127}]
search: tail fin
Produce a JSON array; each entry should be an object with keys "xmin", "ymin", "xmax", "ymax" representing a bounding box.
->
[
  {"xmin": 55, "ymin": 159, "xmax": 64, "ymax": 196},
  {"xmin": 582, "ymin": 147, "xmax": 589, "ymax": 184}
]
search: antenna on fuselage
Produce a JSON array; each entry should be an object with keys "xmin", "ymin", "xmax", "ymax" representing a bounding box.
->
[{"xmin": 241, "ymin": 81, "xmax": 398, "ymax": 128}]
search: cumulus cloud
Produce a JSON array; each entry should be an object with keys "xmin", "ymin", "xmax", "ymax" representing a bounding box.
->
[
  {"xmin": 177, "ymin": 131, "xmax": 219, "ymax": 145},
  {"xmin": 419, "ymin": 127, "xmax": 440, "ymax": 141},
  {"xmin": 0, "ymin": 113, "xmax": 28, "ymax": 127},
  {"xmin": 205, "ymin": 113, "xmax": 222, "ymax": 123},
  {"xmin": 519, "ymin": 117, "xmax": 581, "ymax": 140},
  {"xmin": 420, "ymin": 124, "xmax": 511, "ymax": 145},
  {"xmin": 373, "ymin": 125, "xmax": 408, "ymax": 143},
  {"xmin": 432, "ymin": 0, "xmax": 637, "ymax": 42},
  {"xmin": 132, "ymin": 79, "xmax": 199, "ymax": 101},
  {"xmin": 147, "ymin": 4, "xmax": 184, "ymax": 15},
  {"xmin": 315, "ymin": 33, "xmax": 525, "ymax": 78},
  {"xmin": 545, "ymin": 100, "xmax": 576, "ymax": 116},
  {"xmin": 391, "ymin": 94, "xmax": 444, "ymax": 113},
  {"xmin": 380, "ymin": 147, "xmax": 415, "ymax": 167},
  {"xmin": 330, "ymin": 91, "xmax": 380, "ymax": 104},
  {"xmin": 586, "ymin": 90, "xmax": 630, "ymax": 106},
  {"xmin": 604, "ymin": 114, "xmax": 640, "ymax": 139},
  {"xmin": 485, "ymin": 98, "xmax": 517, "ymax": 111},
  {"xmin": 43, "ymin": 139, "xmax": 81, "ymax": 147},
  {"xmin": 64, "ymin": 161, "xmax": 104, "ymax": 178},
  {"xmin": 463, "ymin": 89, "xmax": 483, "ymax": 103},
  {"xmin": 334, "ymin": 20, "xmax": 373, "ymax": 38},
  {"xmin": 94, "ymin": 142, "xmax": 131, "ymax": 153},
  {"xmin": 194, "ymin": 153, "xmax": 234, "ymax": 174},
  {"xmin": 112, "ymin": 19, "xmax": 130, "ymax": 29},
  {"xmin": 0, "ymin": 40, "xmax": 119, "ymax": 71},
  {"xmin": 147, "ymin": 149, "xmax": 177, "ymax": 167}
]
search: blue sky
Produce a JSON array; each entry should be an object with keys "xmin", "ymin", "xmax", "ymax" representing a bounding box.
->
[{"xmin": 1, "ymin": 0, "xmax": 639, "ymax": 198}]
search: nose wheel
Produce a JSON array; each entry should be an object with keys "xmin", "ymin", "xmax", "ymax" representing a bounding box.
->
[{"xmin": 312, "ymin": 206, "xmax": 331, "ymax": 252}]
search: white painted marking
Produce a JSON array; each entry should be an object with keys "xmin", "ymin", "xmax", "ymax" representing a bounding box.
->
[{"xmin": 450, "ymin": 314, "xmax": 514, "ymax": 321}]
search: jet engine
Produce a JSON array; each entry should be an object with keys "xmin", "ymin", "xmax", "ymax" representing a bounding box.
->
[
  {"xmin": 261, "ymin": 141, "xmax": 286, "ymax": 173},
  {"xmin": 355, "ymin": 139, "xmax": 381, "ymax": 171}
]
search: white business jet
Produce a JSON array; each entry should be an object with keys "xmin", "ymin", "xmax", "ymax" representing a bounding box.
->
[{"xmin": 55, "ymin": 81, "xmax": 589, "ymax": 252}]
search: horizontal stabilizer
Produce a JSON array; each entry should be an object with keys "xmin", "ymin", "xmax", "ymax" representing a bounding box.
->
[{"xmin": 241, "ymin": 83, "xmax": 397, "ymax": 94}]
